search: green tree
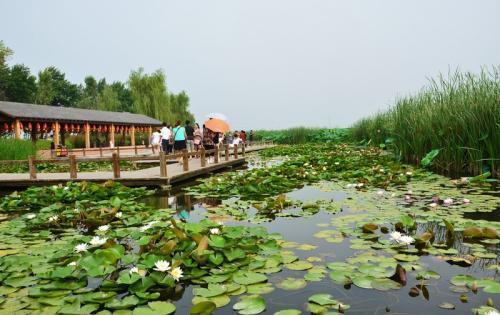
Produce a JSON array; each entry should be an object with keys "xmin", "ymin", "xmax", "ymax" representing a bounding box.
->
[
  {"xmin": 5, "ymin": 64, "xmax": 37, "ymax": 103},
  {"xmin": 96, "ymin": 85, "xmax": 120, "ymax": 112},
  {"xmin": 128, "ymin": 68, "xmax": 171, "ymax": 122},
  {"xmin": 77, "ymin": 75, "xmax": 99, "ymax": 108},
  {"xmin": 110, "ymin": 81, "xmax": 133, "ymax": 112},
  {"xmin": 36, "ymin": 67, "xmax": 81, "ymax": 106},
  {"xmin": 0, "ymin": 41, "xmax": 14, "ymax": 101}
]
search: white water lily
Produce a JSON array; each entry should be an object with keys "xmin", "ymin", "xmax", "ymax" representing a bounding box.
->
[
  {"xmin": 26, "ymin": 213, "xmax": 36, "ymax": 219},
  {"xmin": 391, "ymin": 193, "xmax": 396, "ymax": 198},
  {"xmin": 389, "ymin": 231, "xmax": 402, "ymax": 242},
  {"xmin": 463, "ymin": 198, "xmax": 470, "ymax": 204},
  {"xmin": 404, "ymin": 195, "xmax": 411, "ymax": 201},
  {"xmin": 429, "ymin": 202, "xmax": 438, "ymax": 208},
  {"xmin": 356, "ymin": 183, "xmax": 364, "ymax": 188},
  {"xmin": 376, "ymin": 190, "xmax": 384, "ymax": 196},
  {"xmin": 322, "ymin": 166, "xmax": 327, "ymax": 171},
  {"xmin": 334, "ymin": 162, "xmax": 340, "ymax": 165},
  {"xmin": 74, "ymin": 243, "xmax": 88, "ymax": 253},
  {"xmin": 90, "ymin": 236, "xmax": 107, "ymax": 246},
  {"xmin": 48, "ymin": 215, "xmax": 59, "ymax": 222},
  {"xmin": 443, "ymin": 198, "xmax": 453, "ymax": 205},
  {"xmin": 170, "ymin": 266, "xmax": 183, "ymax": 281},
  {"xmin": 64, "ymin": 186, "xmax": 69, "ymax": 191},
  {"xmin": 406, "ymin": 171, "xmax": 413, "ymax": 176},
  {"xmin": 346, "ymin": 184, "xmax": 356, "ymax": 189},
  {"xmin": 210, "ymin": 228, "xmax": 220, "ymax": 235},
  {"xmin": 129, "ymin": 266, "xmax": 139, "ymax": 274},
  {"xmin": 460, "ymin": 177, "xmax": 470, "ymax": 184},
  {"xmin": 153, "ymin": 260, "xmax": 171, "ymax": 272},
  {"xmin": 399, "ymin": 235, "xmax": 415, "ymax": 245},
  {"xmin": 115, "ymin": 212, "xmax": 123, "ymax": 218},
  {"xmin": 98, "ymin": 225, "xmax": 110, "ymax": 232}
]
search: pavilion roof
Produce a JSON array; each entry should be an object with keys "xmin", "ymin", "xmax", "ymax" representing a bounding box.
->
[{"xmin": 0, "ymin": 101, "xmax": 162, "ymax": 126}]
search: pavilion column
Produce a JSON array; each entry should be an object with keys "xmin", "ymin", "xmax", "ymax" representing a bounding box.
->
[
  {"xmin": 148, "ymin": 126, "xmax": 152, "ymax": 145},
  {"xmin": 84, "ymin": 122, "xmax": 90, "ymax": 149},
  {"xmin": 110, "ymin": 124, "xmax": 115, "ymax": 147},
  {"xmin": 54, "ymin": 121, "xmax": 60, "ymax": 146},
  {"xmin": 14, "ymin": 119, "xmax": 21, "ymax": 140},
  {"xmin": 130, "ymin": 126, "xmax": 136, "ymax": 146}
]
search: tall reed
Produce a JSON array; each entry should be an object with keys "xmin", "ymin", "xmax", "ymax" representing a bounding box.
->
[{"xmin": 351, "ymin": 67, "xmax": 500, "ymax": 178}]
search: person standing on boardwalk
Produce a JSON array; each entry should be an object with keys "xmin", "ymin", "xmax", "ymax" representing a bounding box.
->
[
  {"xmin": 240, "ymin": 130, "xmax": 247, "ymax": 144},
  {"xmin": 185, "ymin": 120, "xmax": 194, "ymax": 152},
  {"xmin": 249, "ymin": 130, "xmax": 254, "ymax": 146},
  {"xmin": 160, "ymin": 123, "xmax": 172, "ymax": 153},
  {"xmin": 151, "ymin": 128, "xmax": 161, "ymax": 153},
  {"xmin": 193, "ymin": 123, "xmax": 202, "ymax": 152},
  {"xmin": 172, "ymin": 120, "xmax": 187, "ymax": 163}
]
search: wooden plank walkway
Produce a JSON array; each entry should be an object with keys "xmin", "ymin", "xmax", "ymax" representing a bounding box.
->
[{"xmin": 0, "ymin": 144, "xmax": 273, "ymax": 188}]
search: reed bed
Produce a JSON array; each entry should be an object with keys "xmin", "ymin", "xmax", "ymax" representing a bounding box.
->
[
  {"xmin": 254, "ymin": 128, "xmax": 349, "ymax": 144},
  {"xmin": 351, "ymin": 67, "xmax": 500, "ymax": 178}
]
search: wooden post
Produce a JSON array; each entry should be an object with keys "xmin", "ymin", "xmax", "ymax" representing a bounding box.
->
[
  {"xmin": 214, "ymin": 146, "xmax": 219, "ymax": 163},
  {"xmin": 110, "ymin": 124, "xmax": 115, "ymax": 148},
  {"xmin": 82, "ymin": 148, "xmax": 86, "ymax": 157},
  {"xmin": 234, "ymin": 145, "xmax": 238, "ymax": 159},
  {"xmin": 134, "ymin": 145, "xmax": 138, "ymax": 155},
  {"xmin": 99, "ymin": 147, "xmax": 103, "ymax": 157},
  {"xmin": 182, "ymin": 150, "xmax": 189, "ymax": 171},
  {"xmin": 225, "ymin": 144, "xmax": 230, "ymax": 161},
  {"xmin": 117, "ymin": 146, "xmax": 120, "ymax": 157},
  {"xmin": 54, "ymin": 121, "xmax": 60, "ymax": 146},
  {"xmin": 112, "ymin": 153, "xmax": 120, "ymax": 179},
  {"xmin": 14, "ymin": 119, "xmax": 21, "ymax": 140},
  {"xmin": 69, "ymin": 154, "xmax": 77, "ymax": 179},
  {"xmin": 159, "ymin": 151, "xmax": 167, "ymax": 177},
  {"xmin": 200, "ymin": 147, "xmax": 206, "ymax": 167},
  {"xmin": 148, "ymin": 126, "xmax": 152, "ymax": 144},
  {"xmin": 242, "ymin": 143, "xmax": 246, "ymax": 156},
  {"xmin": 130, "ymin": 126, "xmax": 136, "ymax": 146},
  {"xmin": 84, "ymin": 122, "xmax": 90, "ymax": 149},
  {"xmin": 28, "ymin": 155, "xmax": 37, "ymax": 180}
]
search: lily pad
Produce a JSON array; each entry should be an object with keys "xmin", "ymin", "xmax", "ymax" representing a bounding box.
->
[
  {"xmin": 285, "ymin": 261, "xmax": 313, "ymax": 271},
  {"xmin": 276, "ymin": 278, "xmax": 307, "ymax": 291},
  {"xmin": 233, "ymin": 295, "xmax": 266, "ymax": 315}
]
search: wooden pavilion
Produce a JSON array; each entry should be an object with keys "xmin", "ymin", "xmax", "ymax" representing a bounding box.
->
[{"xmin": 0, "ymin": 101, "xmax": 162, "ymax": 148}]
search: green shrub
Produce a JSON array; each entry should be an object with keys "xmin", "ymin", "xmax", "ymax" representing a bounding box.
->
[{"xmin": 254, "ymin": 128, "xmax": 349, "ymax": 144}]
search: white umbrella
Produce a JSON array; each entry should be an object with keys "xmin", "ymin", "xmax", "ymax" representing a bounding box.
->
[{"xmin": 206, "ymin": 113, "xmax": 228, "ymax": 121}]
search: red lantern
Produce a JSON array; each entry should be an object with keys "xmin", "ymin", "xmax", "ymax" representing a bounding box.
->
[
  {"xmin": 103, "ymin": 125, "xmax": 108, "ymax": 132},
  {"xmin": 3, "ymin": 123, "xmax": 8, "ymax": 131},
  {"xmin": 70, "ymin": 124, "xmax": 75, "ymax": 132},
  {"xmin": 28, "ymin": 122, "xmax": 33, "ymax": 131},
  {"xmin": 44, "ymin": 123, "xmax": 49, "ymax": 131},
  {"xmin": 11, "ymin": 123, "xmax": 15, "ymax": 130},
  {"xmin": 36, "ymin": 122, "xmax": 41, "ymax": 130},
  {"xmin": 92, "ymin": 124, "xmax": 97, "ymax": 132},
  {"xmin": 76, "ymin": 125, "xmax": 81, "ymax": 133},
  {"xmin": 115, "ymin": 126, "xmax": 120, "ymax": 133},
  {"xmin": 64, "ymin": 124, "xmax": 69, "ymax": 132}
]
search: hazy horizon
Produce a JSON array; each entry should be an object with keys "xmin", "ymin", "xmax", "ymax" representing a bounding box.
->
[{"xmin": 1, "ymin": 0, "xmax": 499, "ymax": 129}]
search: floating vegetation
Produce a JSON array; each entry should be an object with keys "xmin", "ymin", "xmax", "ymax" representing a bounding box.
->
[{"xmin": 0, "ymin": 144, "xmax": 498, "ymax": 314}]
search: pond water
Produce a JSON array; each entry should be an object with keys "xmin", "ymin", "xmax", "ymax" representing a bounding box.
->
[{"xmin": 142, "ymin": 181, "xmax": 499, "ymax": 314}]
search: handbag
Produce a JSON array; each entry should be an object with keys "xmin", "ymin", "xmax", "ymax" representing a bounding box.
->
[{"xmin": 169, "ymin": 128, "xmax": 180, "ymax": 145}]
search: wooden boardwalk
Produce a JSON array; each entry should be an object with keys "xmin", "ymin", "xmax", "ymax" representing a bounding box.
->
[{"xmin": 0, "ymin": 144, "xmax": 273, "ymax": 188}]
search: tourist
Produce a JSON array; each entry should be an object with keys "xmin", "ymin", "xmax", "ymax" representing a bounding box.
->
[
  {"xmin": 203, "ymin": 130, "xmax": 215, "ymax": 163},
  {"xmin": 231, "ymin": 132, "xmax": 242, "ymax": 147},
  {"xmin": 160, "ymin": 122, "xmax": 171, "ymax": 153},
  {"xmin": 193, "ymin": 123, "xmax": 202, "ymax": 152},
  {"xmin": 172, "ymin": 120, "xmax": 187, "ymax": 164},
  {"xmin": 151, "ymin": 128, "xmax": 161, "ymax": 152},
  {"xmin": 240, "ymin": 130, "xmax": 247, "ymax": 144},
  {"xmin": 249, "ymin": 130, "xmax": 254, "ymax": 146},
  {"xmin": 185, "ymin": 120, "xmax": 194, "ymax": 152}
]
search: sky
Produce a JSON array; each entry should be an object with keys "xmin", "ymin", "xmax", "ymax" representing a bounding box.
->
[{"xmin": 1, "ymin": 0, "xmax": 499, "ymax": 130}]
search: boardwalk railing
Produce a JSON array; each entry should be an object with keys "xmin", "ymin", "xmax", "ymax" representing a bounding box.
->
[{"xmin": 0, "ymin": 141, "xmax": 273, "ymax": 181}]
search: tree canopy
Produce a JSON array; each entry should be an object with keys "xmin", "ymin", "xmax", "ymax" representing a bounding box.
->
[{"xmin": 0, "ymin": 41, "xmax": 194, "ymax": 124}]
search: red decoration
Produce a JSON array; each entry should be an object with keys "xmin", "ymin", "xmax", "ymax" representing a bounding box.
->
[
  {"xmin": 64, "ymin": 124, "xmax": 69, "ymax": 132},
  {"xmin": 3, "ymin": 123, "xmax": 8, "ymax": 131},
  {"xmin": 103, "ymin": 125, "xmax": 108, "ymax": 132},
  {"xmin": 36, "ymin": 122, "xmax": 41, "ymax": 130},
  {"xmin": 115, "ymin": 126, "xmax": 120, "ymax": 133},
  {"xmin": 76, "ymin": 125, "xmax": 81, "ymax": 133},
  {"xmin": 19, "ymin": 122, "xmax": 24, "ymax": 129},
  {"xmin": 70, "ymin": 124, "xmax": 75, "ymax": 132},
  {"xmin": 43, "ymin": 123, "xmax": 48, "ymax": 131},
  {"xmin": 28, "ymin": 122, "xmax": 32, "ymax": 131}
]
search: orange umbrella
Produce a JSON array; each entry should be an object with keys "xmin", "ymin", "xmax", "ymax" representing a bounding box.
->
[{"xmin": 204, "ymin": 118, "xmax": 230, "ymax": 133}]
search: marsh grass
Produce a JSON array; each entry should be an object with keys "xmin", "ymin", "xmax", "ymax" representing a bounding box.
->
[
  {"xmin": 351, "ymin": 67, "xmax": 500, "ymax": 178},
  {"xmin": 254, "ymin": 128, "xmax": 349, "ymax": 144},
  {"xmin": 0, "ymin": 139, "xmax": 52, "ymax": 160}
]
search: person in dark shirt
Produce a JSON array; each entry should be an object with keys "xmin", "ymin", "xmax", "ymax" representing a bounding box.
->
[
  {"xmin": 249, "ymin": 130, "xmax": 254, "ymax": 146},
  {"xmin": 185, "ymin": 120, "xmax": 195, "ymax": 152}
]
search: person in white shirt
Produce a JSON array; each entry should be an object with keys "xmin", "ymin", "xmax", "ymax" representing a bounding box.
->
[
  {"xmin": 231, "ymin": 132, "xmax": 242, "ymax": 148},
  {"xmin": 160, "ymin": 123, "xmax": 172, "ymax": 153},
  {"xmin": 151, "ymin": 128, "xmax": 161, "ymax": 152}
]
